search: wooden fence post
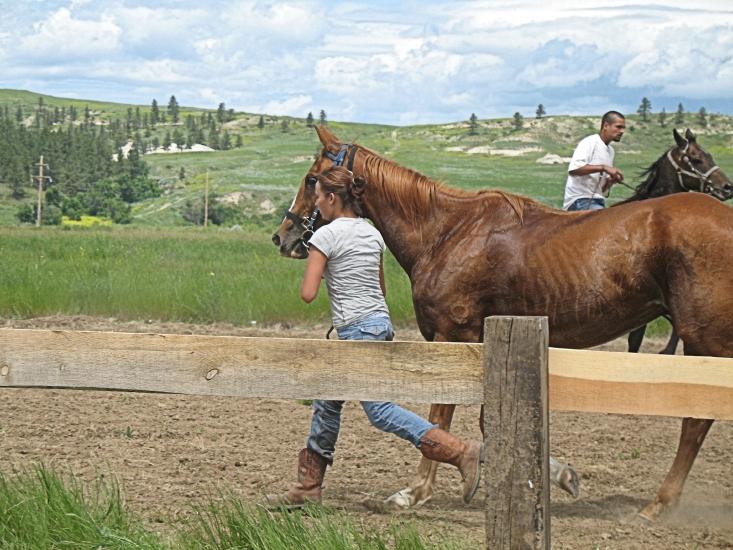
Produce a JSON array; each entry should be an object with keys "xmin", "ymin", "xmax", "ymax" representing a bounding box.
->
[{"xmin": 483, "ymin": 316, "xmax": 550, "ymax": 549}]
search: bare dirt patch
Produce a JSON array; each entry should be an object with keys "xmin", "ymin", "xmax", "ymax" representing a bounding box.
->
[{"xmin": 1, "ymin": 316, "xmax": 731, "ymax": 548}]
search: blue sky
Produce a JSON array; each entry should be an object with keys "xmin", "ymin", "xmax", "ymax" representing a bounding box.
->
[{"xmin": 1, "ymin": 1, "xmax": 731, "ymax": 125}]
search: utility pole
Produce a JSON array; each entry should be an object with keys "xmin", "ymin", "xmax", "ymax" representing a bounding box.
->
[
  {"xmin": 35, "ymin": 155, "xmax": 51, "ymax": 227},
  {"xmin": 203, "ymin": 171, "xmax": 209, "ymax": 227}
]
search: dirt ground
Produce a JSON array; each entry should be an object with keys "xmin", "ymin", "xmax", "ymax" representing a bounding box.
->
[{"xmin": 1, "ymin": 316, "xmax": 732, "ymax": 549}]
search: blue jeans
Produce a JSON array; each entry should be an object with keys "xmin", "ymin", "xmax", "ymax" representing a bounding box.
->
[
  {"xmin": 306, "ymin": 313, "xmax": 436, "ymax": 464},
  {"xmin": 567, "ymin": 197, "xmax": 605, "ymax": 211}
]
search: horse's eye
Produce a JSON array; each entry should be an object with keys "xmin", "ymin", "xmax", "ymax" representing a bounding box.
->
[
  {"xmin": 690, "ymin": 157, "xmax": 702, "ymax": 164},
  {"xmin": 305, "ymin": 176, "xmax": 317, "ymax": 188}
]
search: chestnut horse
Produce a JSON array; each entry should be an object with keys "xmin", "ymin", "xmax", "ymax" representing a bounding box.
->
[
  {"xmin": 272, "ymin": 126, "xmax": 733, "ymax": 521},
  {"xmin": 619, "ymin": 128, "xmax": 733, "ymax": 355}
]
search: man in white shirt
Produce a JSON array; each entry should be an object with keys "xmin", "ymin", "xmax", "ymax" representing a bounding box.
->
[{"xmin": 563, "ymin": 111, "xmax": 626, "ymax": 211}]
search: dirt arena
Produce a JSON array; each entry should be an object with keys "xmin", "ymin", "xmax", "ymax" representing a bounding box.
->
[{"xmin": 1, "ymin": 316, "xmax": 731, "ymax": 548}]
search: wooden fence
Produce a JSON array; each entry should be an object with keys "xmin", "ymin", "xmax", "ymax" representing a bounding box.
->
[{"xmin": 1, "ymin": 317, "xmax": 733, "ymax": 549}]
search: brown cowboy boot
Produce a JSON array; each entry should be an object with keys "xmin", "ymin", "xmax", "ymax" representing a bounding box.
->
[
  {"xmin": 266, "ymin": 448, "xmax": 328, "ymax": 508},
  {"xmin": 419, "ymin": 428, "xmax": 485, "ymax": 504}
]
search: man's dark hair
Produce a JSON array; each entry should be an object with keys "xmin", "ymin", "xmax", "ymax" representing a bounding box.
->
[{"xmin": 601, "ymin": 110, "xmax": 625, "ymax": 127}]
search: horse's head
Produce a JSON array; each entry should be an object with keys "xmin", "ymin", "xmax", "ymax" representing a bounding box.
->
[
  {"xmin": 670, "ymin": 128, "xmax": 733, "ymax": 201},
  {"xmin": 271, "ymin": 126, "xmax": 353, "ymax": 258}
]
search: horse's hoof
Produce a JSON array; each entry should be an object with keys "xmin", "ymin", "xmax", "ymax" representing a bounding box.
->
[
  {"xmin": 385, "ymin": 487, "xmax": 432, "ymax": 509},
  {"xmin": 386, "ymin": 488, "xmax": 412, "ymax": 509},
  {"xmin": 559, "ymin": 467, "xmax": 580, "ymax": 498},
  {"xmin": 637, "ymin": 501, "xmax": 662, "ymax": 522}
]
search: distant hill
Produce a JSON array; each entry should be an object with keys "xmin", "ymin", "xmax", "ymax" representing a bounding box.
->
[{"xmin": 1, "ymin": 88, "xmax": 731, "ymax": 228}]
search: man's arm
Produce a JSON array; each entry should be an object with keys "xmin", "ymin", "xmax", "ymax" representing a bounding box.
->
[{"xmin": 569, "ymin": 163, "xmax": 623, "ymax": 180}]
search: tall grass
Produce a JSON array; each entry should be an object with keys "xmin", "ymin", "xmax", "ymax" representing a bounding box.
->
[
  {"xmin": 183, "ymin": 498, "xmax": 461, "ymax": 550},
  {"xmin": 0, "ymin": 466, "xmax": 163, "ymax": 549},
  {"xmin": 0, "ymin": 226, "xmax": 416, "ymax": 325},
  {"xmin": 0, "ymin": 466, "xmax": 462, "ymax": 549}
]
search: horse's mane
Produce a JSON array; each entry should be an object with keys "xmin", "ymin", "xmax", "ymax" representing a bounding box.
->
[
  {"xmin": 356, "ymin": 144, "xmax": 535, "ymax": 224},
  {"xmin": 615, "ymin": 151, "xmax": 667, "ymax": 206}
]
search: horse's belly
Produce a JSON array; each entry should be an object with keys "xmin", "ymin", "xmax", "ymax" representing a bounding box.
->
[{"xmin": 548, "ymin": 302, "xmax": 664, "ymax": 349}]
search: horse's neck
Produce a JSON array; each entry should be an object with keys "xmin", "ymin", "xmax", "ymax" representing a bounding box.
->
[
  {"xmin": 654, "ymin": 154, "xmax": 682, "ymax": 196},
  {"xmin": 628, "ymin": 154, "xmax": 679, "ymax": 202},
  {"xmin": 361, "ymin": 189, "xmax": 439, "ymax": 275}
]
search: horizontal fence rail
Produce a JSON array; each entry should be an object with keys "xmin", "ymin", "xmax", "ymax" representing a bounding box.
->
[{"xmin": 1, "ymin": 328, "xmax": 732, "ymax": 419}]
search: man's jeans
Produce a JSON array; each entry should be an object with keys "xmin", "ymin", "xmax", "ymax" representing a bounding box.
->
[
  {"xmin": 306, "ymin": 313, "xmax": 435, "ymax": 464},
  {"xmin": 567, "ymin": 197, "xmax": 605, "ymax": 211}
]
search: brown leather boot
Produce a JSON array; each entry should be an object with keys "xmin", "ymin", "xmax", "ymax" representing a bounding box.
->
[
  {"xmin": 266, "ymin": 448, "xmax": 328, "ymax": 508},
  {"xmin": 419, "ymin": 428, "xmax": 484, "ymax": 504}
]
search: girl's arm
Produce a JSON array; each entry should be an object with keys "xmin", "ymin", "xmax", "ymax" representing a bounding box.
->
[
  {"xmin": 379, "ymin": 253, "xmax": 387, "ymax": 297},
  {"xmin": 301, "ymin": 248, "xmax": 327, "ymax": 303}
]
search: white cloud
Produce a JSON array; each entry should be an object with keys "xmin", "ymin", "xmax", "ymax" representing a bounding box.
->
[
  {"xmin": 222, "ymin": 1, "xmax": 326, "ymax": 45},
  {"xmin": 1, "ymin": 1, "xmax": 732, "ymax": 123},
  {"xmin": 262, "ymin": 95, "xmax": 313, "ymax": 116},
  {"xmin": 19, "ymin": 8, "xmax": 121, "ymax": 61}
]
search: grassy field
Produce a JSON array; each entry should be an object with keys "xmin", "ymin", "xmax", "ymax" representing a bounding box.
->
[
  {"xmin": 0, "ymin": 226, "xmax": 416, "ymax": 326},
  {"xmin": 1, "ymin": 90, "xmax": 731, "ymax": 333}
]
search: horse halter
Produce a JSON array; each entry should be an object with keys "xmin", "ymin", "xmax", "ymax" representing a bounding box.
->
[
  {"xmin": 284, "ymin": 143, "xmax": 358, "ymax": 249},
  {"xmin": 666, "ymin": 143, "xmax": 720, "ymax": 194}
]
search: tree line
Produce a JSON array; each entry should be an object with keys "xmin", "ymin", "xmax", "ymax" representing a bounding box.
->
[
  {"xmin": 467, "ymin": 99, "xmax": 712, "ymax": 135},
  {"xmin": 0, "ymin": 105, "xmax": 158, "ymax": 224}
]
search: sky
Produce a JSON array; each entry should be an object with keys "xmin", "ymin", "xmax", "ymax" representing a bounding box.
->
[{"xmin": 0, "ymin": 1, "xmax": 732, "ymax": 125}]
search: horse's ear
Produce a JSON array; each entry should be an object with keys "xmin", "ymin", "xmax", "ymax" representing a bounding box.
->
[
  {"xmin": 685, "ymin": 128, "xmax": 697, "ymax": 142},
  {"xmin": 673, "ymin": 128, "xmax": 687, "ymax": 148},
  {"xmin": 315, "ymin": 125, "xmax": 340, "ymax": 148}
]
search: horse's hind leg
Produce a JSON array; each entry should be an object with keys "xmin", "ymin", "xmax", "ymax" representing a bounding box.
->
[
  {"xmin": 638, "ymin": 417, "xmax": 713, "ymax": 521},
  {"xmin": 659, "ymin": 328, "xmax": 680, "ymax": 355},
  {"xmin": 386, "ymin": 403, "xmax": 455, "ymax": 508},
  {"xmin": 481, "ymin": 404, "xmax": 580, "ymax": 497},
  {"xmin": 627, "ymin": 325, "xmax": 646, "ymax": 353}
]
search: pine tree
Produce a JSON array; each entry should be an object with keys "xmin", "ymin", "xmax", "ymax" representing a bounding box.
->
[
  {"xmin": 535, "ymin": 104, "xmax": 546, "ymax": 118},
  {"xmin": 697, "ymin": 107, "xmax": 708, "ymax": 128},
  {"xmin": 675, "ymin": 103, "xmax": 685, "ymax": 125},
  {"xmin": 306, "ymin": 112, "xmax": 314, "ymax": 127},
  {"xmin": 151, "ymin": 99, "xmax": 159, "ymax": 125},
  {"xmin": 235, "ymin": 134, "xmax": 243, "ymax": 148},
  {"xmin": 658, "ymin": 108, "xmax": 667, "ymax": 128},
  {"xmin": 217, "ymin": 103, "xmax": 226, "ymax": 124},
  {"xmin": 512, "ymin": 112, "xmax": 524, "ymax": 130},
  {"xmin": 221, "ymin": 130, "xmax": 231, "ymax": 150},
  {"xmin": 281, "ymin": 119, "xmax": 289, "ymax": 133},
  {"xmin": 167, "ymin": 95, "xmax": 180, "ymax": 123},
  {"xmin": 208, "ymin": 129, "xmax": 220, "ymax": 149},
  {"xmin": 257, "ymin": 115, "xmax": 265, "ymax": 130},
  {"xmin": 319, "ymin": 110, "xmax": 327, "ymax": 125},
  {"xmin": 637, "ymin": 97, "xmax": 652, "ymax": 122},
  {"xmin": 469, "ymin": 113, "xmax": 478, "ymax": 135}
]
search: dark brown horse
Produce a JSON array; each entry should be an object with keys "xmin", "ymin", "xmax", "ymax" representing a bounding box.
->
[
  {"xmin": 618, "ymin": 128, "xmax": 732, "ymax": 355},
  {"xmin": 272, "ymin": 126, "xmax": 733, "ymax": 521}
]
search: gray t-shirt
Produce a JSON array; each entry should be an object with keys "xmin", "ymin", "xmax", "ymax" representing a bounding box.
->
[{"xmin": 308, "ymin": 217, "xmax": 390, "ymax": 328}]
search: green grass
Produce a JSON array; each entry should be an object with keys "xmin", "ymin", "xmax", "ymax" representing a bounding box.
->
[
  {"xmin": 0, "ymin": 226, "xmax": 416, "ymax": 325},
  {"xmin": 1, "ymin": 91, "xmax": 730, "ymax": 336},
  {"xmin": 0, "ymin": 466, "xmax": 460, "ymax": 549},
  {"xmin": 0, "ymin": 466, "xmax": 163, "ymax": 549}
]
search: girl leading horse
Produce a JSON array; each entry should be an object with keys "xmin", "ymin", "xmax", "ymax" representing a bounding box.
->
[{"xmin": 272, "ymin": 126, "xmax": 733, "ymax": 520}]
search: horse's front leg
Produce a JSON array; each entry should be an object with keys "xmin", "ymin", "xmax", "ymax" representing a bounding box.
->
[
  {"xmin": 638, "ymin": 417, "xmax": 713, "ymax": 521},
  {"xmin": 386, "ymin": 403, "xmax": 455, "ymax": 508}
]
